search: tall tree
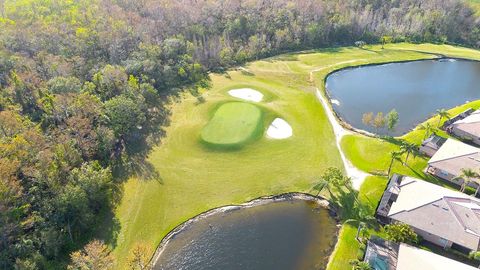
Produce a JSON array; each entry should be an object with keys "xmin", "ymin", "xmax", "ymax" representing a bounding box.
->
[
  {"xmin": 400, "ymin": 142, "xmax": 417, "ymax": 165},
  {"xmin": 312, "ymin": 167, "xmax": 351, "ymax": 197},
  {"xmin": 362, "ymin": 112, "xmax": 374, "ymax": 127},
  {"xmin": 436, "ymin": 109, "xmax": 450, "ymax": 127},
  {"xmin": 455, "ymin": 168, "xmax": 479, "ymax": 193},
  {"xmin": 384, "ymin": 223, "xmax": 418, "ymax": 244},
  {"xmin": 345, "ymin": 204, "xmax": 376, "ymax": 242},
  {"xmin": 372, "ymin": 112, "xmax": 386, "ymax": 132},
  {"xmin": 418, "ymin": 122, "xmax": 434, "ymax": 140},
  {"xmin": 386, "ymin": 109, "xmax": 399, "ymax": 133},
  {"xmin": 350, "ymin": 260, "xmax": 372, "ymax": 270},
  {"xmin": 387, "ymin": 151, "xmax": 402, "ymax": 177},
  {"xmin": 67, "ymin": 240, "xmax": 115, "ymax": 270},
  {"xmin": 127, "ymin": 242, "xmax": 153, "ymax": 270}
]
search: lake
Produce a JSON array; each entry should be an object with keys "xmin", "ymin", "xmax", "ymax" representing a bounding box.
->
[
  {"xmin": 153, "ymin": 199, "xmax": 337, "ymax": 270},
  {"xmin": 325, "ymin": 59, "xmax": 480, "ymax": 136}
]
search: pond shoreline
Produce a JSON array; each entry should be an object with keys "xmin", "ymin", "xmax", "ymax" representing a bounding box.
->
[
  {"xmin": 149, "ymin": 192, "xmax": 337, "ymax": 268},
  {"xmin": 321, "ymin": 56, "xmax": 480, "ymax": 139}
]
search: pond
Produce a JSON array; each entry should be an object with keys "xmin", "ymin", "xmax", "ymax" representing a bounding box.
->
[
  {"xmin": 153, "ymin": 198, "xmax": 337, "ymax": 270},
  {"xmin": 325, "ymin": 59, "xmax": 480, "ymax": 136}
]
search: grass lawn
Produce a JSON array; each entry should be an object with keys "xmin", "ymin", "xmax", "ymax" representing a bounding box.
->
[
  {"xmin": 341, "ymin": 98, "xmax": 480, "ymax": 188},
  {"xmin": 200, "ymin": 102, "xmax": 264, "ymax": 148},
  {"xmin": 327, "ymin": 175, "xmax": 388, "ymax": 270},
  {"xmin": 110, "ymin": 48, "xmax": 346, "ymax": 268},
  {"xmin": 107, "ymin": 43, "xmax": 480, "ymax": 269}
]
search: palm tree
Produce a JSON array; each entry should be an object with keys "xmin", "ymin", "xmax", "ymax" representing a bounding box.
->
[
  {"xmin": 345, "ymin": 204, "xmax": 376, "ymax": 242},
  {"xmin": 312, "ymin": 179, "xmax": 330, "ymax": 197},
  {"xmin": 418, "ymin": 122, "xmax": 434, "ymax": 140},
  {"xmin": 436, "ymin": 109, "xmax": 450, "ymax": 127},
  {"xmin": 350, "ymin": 260, "xmax": 372, "ymax": 270},
  {"xmin": 312, "ymin": 167, "xmax": 346, "ymax": 197},
  {"xmin": 454, "ymin": 168, "xmax": 479, "ymax": 193},
  {"xmin": 387, "ymin": 151, "xmax": 402, "ymax": 177},
  {"xmin": 400, "ymin": 142, "xmax": 417, "ymax": 165}
]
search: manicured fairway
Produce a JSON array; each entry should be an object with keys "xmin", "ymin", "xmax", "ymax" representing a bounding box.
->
[
  {"xmin": 201, "ymin": 102, "xmax": 263, "ymax": 148},
  {"xmin": 108, "ymin": 43, "xmax": 480, "ymax": 270}
]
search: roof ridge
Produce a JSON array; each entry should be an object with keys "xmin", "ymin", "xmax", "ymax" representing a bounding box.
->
[
  {"xmin": 445, "ymin": 198, "xmax": 480, "ymax": 237},
  {"xmin": 429, "ymin": 151, "xmax": 480, "ymax": 164},
  {"xmin": 444, "ymin": 198, "xmax": 468, "ymax": 231},
  {"xmin": 390, "ymin": 198, "xmax": 443, "ymax": 216}
]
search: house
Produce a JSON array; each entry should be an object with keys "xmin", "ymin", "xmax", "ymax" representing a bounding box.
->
[
  {"xmin": 442, "ymin": 108, "xmax": 475, "ymax": 130},
  {"xmin": 419, "ymin": 134, "xmax": 447, "ymax": 157},
  {"xmin": 426, "ymin": 138, "xmax": 480, "ymax": 186},
  {"xmin": 376, "ymin": 174, "xmax": 480, "ymax": 253},
  {"xmin": 448, "ymin": 109, "xmax": 480, "ymax": 146},
  {"xmin": 364, "ymin": 236, "xmax": 476, "ymax": 270}
]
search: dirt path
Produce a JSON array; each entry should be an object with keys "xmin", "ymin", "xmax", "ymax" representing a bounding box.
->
[{"xmin": 310, "ymin": 62, "xmax": 370, "ymax": 190}]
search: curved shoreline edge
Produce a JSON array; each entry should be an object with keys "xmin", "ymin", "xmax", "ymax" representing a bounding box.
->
[
  {"xmin": 320, "ymin": 56, "xmax": 480, "ymax": 138},
  {"xmin": 149, "ymin": 192, "xmax": 336, "ymax": 268},
  {"xmin": 144, "ymin": 48, "xmax": 480, "ymax": 270}
]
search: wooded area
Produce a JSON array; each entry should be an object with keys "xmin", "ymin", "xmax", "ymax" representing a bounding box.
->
[{"xmin": 0, "ymin": 0, "xmax": 478, "ymax": 269}]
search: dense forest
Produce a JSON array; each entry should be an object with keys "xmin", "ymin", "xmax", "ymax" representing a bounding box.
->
[{"xmin": 0, "ymin": 0, "xmax": 478, "ymax": 269}]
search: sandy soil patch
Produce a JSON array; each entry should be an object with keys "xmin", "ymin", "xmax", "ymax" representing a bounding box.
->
[
  {"xmin": 267, "ymin": 118, "xmax": 293, "ymax": 139},
  {"xmin": 228, "ymin": 88, "xmax": 263, "ymax": 102}
]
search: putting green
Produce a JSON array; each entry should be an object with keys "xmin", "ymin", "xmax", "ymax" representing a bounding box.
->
[
  {"xmin": 201, "ymin": 102, "xmax": 263, "ymax": 148},
  {"xmin": 110, "ymin": 43, "xmax": 480, "ymax": 270}
]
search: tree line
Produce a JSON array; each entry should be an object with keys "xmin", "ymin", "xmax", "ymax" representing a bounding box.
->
[
  {"xmin": 362, "ymin": 109, "xmax": 399, "ymax": 133},
  {"xmin": 0, "ymin": 0, "xmax": 478, "ymax": 269}
]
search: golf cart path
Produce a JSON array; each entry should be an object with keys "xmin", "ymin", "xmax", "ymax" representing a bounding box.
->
[{"xmin": 310, "ymin": 63, "xmax": 370, "ymax": 190}]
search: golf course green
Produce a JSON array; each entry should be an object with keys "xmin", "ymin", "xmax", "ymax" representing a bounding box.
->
[
  {"xmin": 109, "ymin": 43, "xmax": 480, "ymax": 270},
  {"xmin": 201, "ymin": 102, "xmax": 263, "ymax": 148}
]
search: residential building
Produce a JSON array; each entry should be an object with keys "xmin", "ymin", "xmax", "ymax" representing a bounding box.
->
[
  {"xmin": 419, "ymin": 134, "xmax": 447, "ymax": 157},
  {"xmin": 364, "ymin": 237, "xmax": 477, "ymax": 270},
  {"xmin": 376, "ymin": 174, "xmax": 480, "ymax": 253},
  {"xmin": 448, "ymin": 109, "xmax": 480, "ymax": 146},
  {"xmin": 426, "ymin": 138, "xmax": 480, "ymax": 185}
]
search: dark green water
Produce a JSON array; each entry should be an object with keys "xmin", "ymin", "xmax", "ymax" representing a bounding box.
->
[
  {"xmin": 153, "ymin": 200, "xmax": 337, "ymax": 270},
  {"xmin": 326, "ymin": 59, "xmax": 480, "ymax": 135}
]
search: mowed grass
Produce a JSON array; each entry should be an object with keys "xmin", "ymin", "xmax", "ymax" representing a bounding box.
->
[
  {"xmin": 111, "ymin": 50, "xmax": 344, "ymax": 268},
  {"xmin": 335, "ymin": 46, "xmax": 480, "ymax": 269},
  {"xmin": 200, "ymin": 102, "xmax": 263, "ymax": 148},
  {"xmin": 327, "ymin": 175, "xmax": 388, "ymax": 270},
  {"xmin": 109, "ymin": 43, "xmax": 480, "ymax": 269},
  {"xmin": 341, "ymin": 99, "xmax": 480, "ymax": 188}
]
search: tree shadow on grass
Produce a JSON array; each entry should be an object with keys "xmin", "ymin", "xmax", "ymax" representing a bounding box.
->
[
  {"xmin": 329, "ymin": 187, "xmax": 381, "ymax": 231},
  {"xmin": 132, "ymin": 158, "xmax": 163, "ymax": 184},
  {"xmin": 380, "ymin": 136, "xmax": 405, "ymax": 146},
  {"xmin": 95, "ymin": 209, "xmax": 121, "ymax": 249},
  {"xmin": 358, "ymin": 47, "xmax": 382, "ymax": 54}
]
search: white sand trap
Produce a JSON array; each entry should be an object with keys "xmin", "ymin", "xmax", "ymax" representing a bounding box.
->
[
  {"xmin": 267, "ymin": 118, "xmax": 292, "ymax": 139},
  {"xmin": 228, "ymin": 88, "xmax": 263, "ymax": 102}
]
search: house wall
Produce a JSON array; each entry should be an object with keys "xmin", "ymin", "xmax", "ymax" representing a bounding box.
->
[
  {"xmin": 427, "ymin": 165, "xmax": 462, "ymax": 185},
  {"xmin": 419, "ymin": 145, "xmax": 437, "ymax": 157},
  {"xmin": 452, "ymin": 127, "xmax": 480, "ymax": 146},
  {"xmin": 413, "ymin": 227, "xmax": 454, "ymax": 249}
]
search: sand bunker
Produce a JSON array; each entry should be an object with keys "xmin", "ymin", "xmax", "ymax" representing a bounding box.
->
[
  {"xmin": 267, "ymin": 118, "xmax": 292, "ymax": 139},
  {"xmin": 228, "ymin": 88, "xmax": 263, "ymax": 102}
]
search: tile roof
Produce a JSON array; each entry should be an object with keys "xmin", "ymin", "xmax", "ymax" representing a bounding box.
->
[
  {"xmin": 429, "ymin": 139, "xmax": 480, "ymax": 164},
  {"xmin": 396, "ymin": 243, "xmax": 476, "ymax": 270},
  {"xmin": 387, "ymin": 176, "xmax": 480, "ymax": 250}
]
